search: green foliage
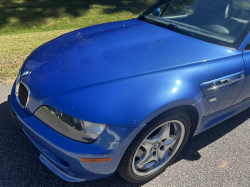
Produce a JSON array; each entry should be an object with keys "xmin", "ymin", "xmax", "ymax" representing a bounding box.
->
[
  {"xmin": 0, "ymin": 0, "xmax": 157, "ymax": 35},
  {"xmin": 162, "ymin": 0, "xmax": 197, "ymax": 16}
]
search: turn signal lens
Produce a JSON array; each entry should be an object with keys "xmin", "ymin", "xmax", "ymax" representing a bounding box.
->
[{"xmin": 81, "ymin": 157, "xmax": 111, "ymax": 163}]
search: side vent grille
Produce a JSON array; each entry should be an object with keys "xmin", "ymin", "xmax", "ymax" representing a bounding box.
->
[{"xmin": 18, "ymin": 83, "xmax": 29, "ymax": 107}]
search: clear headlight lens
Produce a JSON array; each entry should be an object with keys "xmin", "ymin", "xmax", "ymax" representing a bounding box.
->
[{"xmin": 34, "ymin": 106, "xmax": 106, "ymax": 143}]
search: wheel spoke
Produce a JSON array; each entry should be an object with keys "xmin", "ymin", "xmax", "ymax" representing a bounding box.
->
[
  {"xmin": 163, "ymin": 134, "xmax": 179, "ymax": 150},
  {"xmin": 135, "ymin": 140, "xmax": 154, "ymax": 168},
  {"xmin": 136, "ymin": 151, "xmax": 157, "ymax": 169},
  {"xmin": 169, "ymin": 133, "xmax": 180, "ymax": 141},
  {"xmin": 157, "ymin": 149, "xmax": 165, "ymax": 161},
  {"xmin": 159, "ymin": 123, "xmax": 171, "ymax": 141},
  {"xmin": 146, "ymin": 128, "xmax": 165, "ymax": 143},
  {"xmin": 141, "ymin": 140, "xmax": 153, "ymax": 153}
]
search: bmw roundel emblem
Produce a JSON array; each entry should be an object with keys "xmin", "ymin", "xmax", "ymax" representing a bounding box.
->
[{"xmin": 21, "ymin": 70, "xmax": 31, "ymax": 78}]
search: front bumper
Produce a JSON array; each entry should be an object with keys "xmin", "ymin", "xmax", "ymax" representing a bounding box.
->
[{"xmin": 8, "ymin": 85, "xmax": 144, "ymax": 182}]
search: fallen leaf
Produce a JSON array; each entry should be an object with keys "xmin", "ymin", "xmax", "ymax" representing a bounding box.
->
[{"xmin": 219, "ymin": 161, "xmax": 228, "ymax": 168}]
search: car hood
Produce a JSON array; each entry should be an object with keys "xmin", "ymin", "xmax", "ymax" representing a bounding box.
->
[{"xmin": 21, "ymin": 19, "xmax": 238, "ymax": 112}]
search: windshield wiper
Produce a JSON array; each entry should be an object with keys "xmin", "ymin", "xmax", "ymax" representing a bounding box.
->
[
  {"xmin": 166, "ymin": 24, "xmax": 193, "ymax": 37},
  {"xmin": 138, "ymin": 15, "xmax": 152, "ymax": 23},
  {"xmin": 138, "ymin": 16, "xmax": 193, "ymax": 37},
  {"xmin": 158, "ymin": 23, "xmax": 193, "ymax": 37}
]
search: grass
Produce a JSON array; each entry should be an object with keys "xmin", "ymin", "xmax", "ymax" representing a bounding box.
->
[
  {"xmin": 0, "ymin": 0, "xmax": 157, "ymax": 83},
  {"xmin": 0, "ymin": 29, "xmax": 74, "ymax": 83},
  {"xmin": 0, "ymin": 0, "xmax": 157, "ymax": 35}
]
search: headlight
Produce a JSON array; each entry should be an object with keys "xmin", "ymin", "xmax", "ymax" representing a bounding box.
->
[{"xmin": 34, "ymin": 106, "xmax": 107, "ymax": 143}]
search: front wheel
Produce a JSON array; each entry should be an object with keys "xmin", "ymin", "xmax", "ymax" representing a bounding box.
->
[{"xmin": 117, "ymin": 110, "xmax": 191, "ymax": 183}]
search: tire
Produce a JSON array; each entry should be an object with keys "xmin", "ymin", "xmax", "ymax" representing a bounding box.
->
[{"xmin": 117, "ymin": 110, "xmax": 191, "ymax": 183}]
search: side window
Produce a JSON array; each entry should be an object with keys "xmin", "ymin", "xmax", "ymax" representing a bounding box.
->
[
  {"xmin": 232, "ymin": 0, "xmax": 250, "ymax": 20},
  {"xmin": 244, "ymin": 40, "xmax": 250, "ymax": 50},
  {"xmin": 233, "ymin": 0, "xmax": 250, "ymax": 11}
]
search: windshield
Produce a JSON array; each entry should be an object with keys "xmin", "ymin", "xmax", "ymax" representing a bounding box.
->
[{"xmin": 140, "ymin": 0, "xmax": 250, "ymax": 49}]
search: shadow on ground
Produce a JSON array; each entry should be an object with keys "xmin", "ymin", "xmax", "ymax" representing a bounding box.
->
[
  {"xmin": 0, "ymin": 0, "xmax": 156, "ymax": 29},
  {"xmin": 176, "ymin": 107, "xmax": 250, "ymax": 162},
  {"xmin": 1, "ymin": 99, "xmax": 250, "ymax": 186}
]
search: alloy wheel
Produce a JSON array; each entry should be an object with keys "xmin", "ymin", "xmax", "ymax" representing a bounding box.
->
[{"xmin": 132, "ymin": 120, "xmax": 185, "ymax": 176}]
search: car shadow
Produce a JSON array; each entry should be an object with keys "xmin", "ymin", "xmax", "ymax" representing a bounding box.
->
[
  {"xmin": 0, "ymin": 99, "xmax": 250, "ymax": 186},
  {"xmin": 175, "ymin": 107, "xmax": 250, "ymax": 163}
]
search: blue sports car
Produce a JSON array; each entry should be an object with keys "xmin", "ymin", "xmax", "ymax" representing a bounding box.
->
[{"xmin": 8, "ymin": 0, "xmax": 250, "ymax": 183}]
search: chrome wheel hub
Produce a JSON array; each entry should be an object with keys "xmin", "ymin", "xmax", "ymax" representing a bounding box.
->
[
  {"xmin": 132, "ymin": 120, "xmax": 185, "ymax": 176},
  {"xmin": 154, "ymin": 142, "xmax": 160, "ymax": 149}
]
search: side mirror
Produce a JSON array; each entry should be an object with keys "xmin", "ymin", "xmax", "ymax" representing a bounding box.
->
[{"xmin": 152, "ymin": 8, "xmax": 160, "ymax": 16}]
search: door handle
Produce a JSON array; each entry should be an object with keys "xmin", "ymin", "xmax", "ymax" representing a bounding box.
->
[
  {"xmin": 200, "ymin": 71, "xmax": 245, "ymax": 95},
  {"xmin": 207, "ymin": 76, "xmax": 245, "ymax": 91}
]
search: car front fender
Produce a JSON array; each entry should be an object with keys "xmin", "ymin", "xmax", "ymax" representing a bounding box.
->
[{"xmin": 43, "ymin": 64, "xmax": 205, "ymax": 128}]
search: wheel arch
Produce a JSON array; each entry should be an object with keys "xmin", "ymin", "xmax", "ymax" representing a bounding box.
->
[
  {"xmin": 138, "ymin": 101, "xmax": 202, "ymax": 138},
  {"xmin": 117, "ymin": 103, "xmax": 201, "ymax": 182}
]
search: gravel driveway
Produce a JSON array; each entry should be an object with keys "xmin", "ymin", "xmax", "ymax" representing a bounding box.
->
[{"xmin": 0, "ymin": 82, "xmax": 250, "ymax": 187}]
